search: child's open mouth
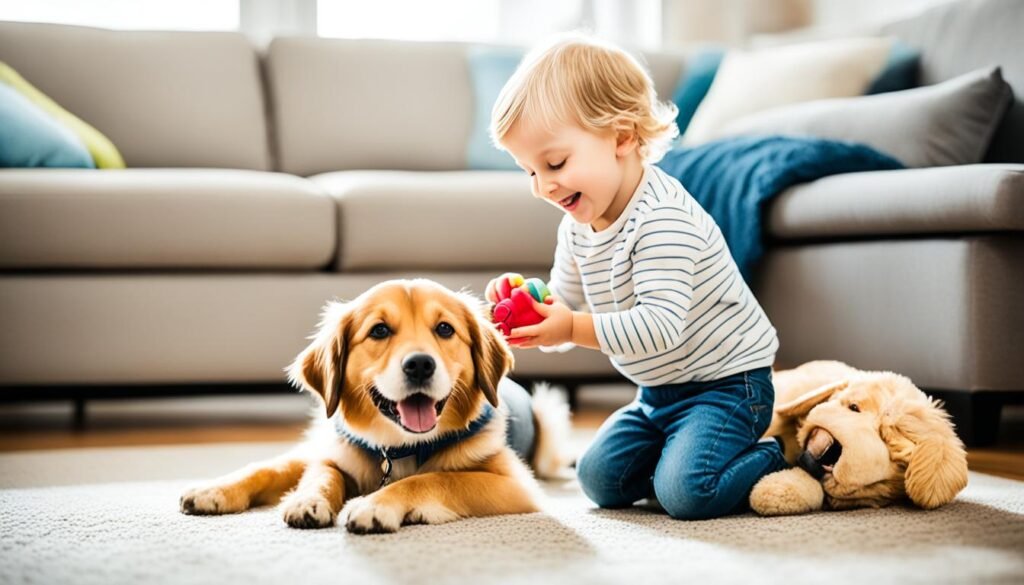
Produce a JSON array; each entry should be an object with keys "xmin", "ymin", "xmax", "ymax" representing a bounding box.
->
[{"xmin": 559, "ymin": 192, "xmax": 581, "ymax": 211}]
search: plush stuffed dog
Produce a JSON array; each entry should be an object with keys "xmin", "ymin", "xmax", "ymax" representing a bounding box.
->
[{"xmin": 750, "ymin": 360, "xmax": 969, "ymax": 516}]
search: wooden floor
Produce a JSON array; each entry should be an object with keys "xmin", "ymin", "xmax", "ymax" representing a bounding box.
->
[{"xmin": 1, "ymin": 394, "xmax": 1022, "ymax": 482}]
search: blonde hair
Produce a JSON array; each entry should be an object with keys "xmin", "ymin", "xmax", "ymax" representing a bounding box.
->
[{"xmin": 490, "ymin": 34, "xmax": 679, "ymax": 164}]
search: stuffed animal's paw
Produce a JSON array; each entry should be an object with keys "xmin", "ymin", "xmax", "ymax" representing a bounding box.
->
[{"xmin": 750, "ymin": 468, "xmax": 824, "ymax": 516}]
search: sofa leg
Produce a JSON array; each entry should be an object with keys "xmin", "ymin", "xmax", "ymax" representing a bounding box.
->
[
  {"xmin": 72, "ymin": 398, "xmax": 87, "ymax": 431},
  {"xmin": 564, "ymin": 383, "xmax": 580, "ymax": 412},
  {"xmin": 926, "ymin": 390, "xmax": 1005, "ymax": 448}
]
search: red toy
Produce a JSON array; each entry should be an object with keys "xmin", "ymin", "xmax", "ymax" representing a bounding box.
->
[{"xmin": 490, "ymin": 273, "xmax": 552, "ymax": 344}]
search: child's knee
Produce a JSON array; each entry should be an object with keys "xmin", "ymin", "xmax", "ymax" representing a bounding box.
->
[
  {"xmin": 653, "ymin": 476, "xmax": 722, "ymax": 520},
  {"xmin": 576, "ymin": 449, "xmax": 636, "ymax": 508}
]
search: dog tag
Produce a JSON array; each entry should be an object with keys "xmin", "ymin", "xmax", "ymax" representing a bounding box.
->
[{"xmin": 379, "ymin": 450, "xmax": 393, "ymax": 487}]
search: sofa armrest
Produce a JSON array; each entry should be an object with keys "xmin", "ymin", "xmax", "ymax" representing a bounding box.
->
[{"xmin": 767, "ymin": 164, "xmax": 1024, "ymax": 240}]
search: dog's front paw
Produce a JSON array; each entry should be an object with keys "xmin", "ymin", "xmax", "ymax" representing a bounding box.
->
[
  {"xmin": 342, "ymin": 496, "xmax": 405, "ymax": 534},
  {"xmin": 280, "ymin": 494, "xmax": 336, "ymax": 529},
  {"xmin": 403, "ymin": 503, "xmax": 460, "ymax": 526},
  {"xmin": 750, "ymin": 468, "xmax": 824, "ymax": 516},
  {"xmin": 180, "ymin": 485, "xmax": 245, "ymax": 515}
]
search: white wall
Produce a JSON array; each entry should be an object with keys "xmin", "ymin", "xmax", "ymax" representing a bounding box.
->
[
  {"xmin": 662, "ymin": 0, "xmax": 812, "ymax": 47},
  {"xmin": 811, "ymin": 0, "xmax": 956, "ymax": 28},
  {"xmin": 662, "ymin": 0, "xmax": 959, "ymax": 48}
]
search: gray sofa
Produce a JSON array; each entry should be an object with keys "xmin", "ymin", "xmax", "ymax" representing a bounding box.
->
[{"xmin": 0, "ymin": 0, "xmax": 1021, "ymax": 445}]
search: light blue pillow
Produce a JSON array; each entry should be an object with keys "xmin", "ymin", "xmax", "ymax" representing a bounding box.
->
[
  {"xmin": 466, "ymin": 46, "xmax": 524, "ymax": 171},
  {"xmin": 0, "ymin": 82, "xmax": 94, "ymax": 168}
]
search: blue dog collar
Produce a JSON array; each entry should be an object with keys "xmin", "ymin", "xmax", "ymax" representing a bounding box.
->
[{"xmin": 335, "ymin": 403, "xmax": 496, "ymax": 487}]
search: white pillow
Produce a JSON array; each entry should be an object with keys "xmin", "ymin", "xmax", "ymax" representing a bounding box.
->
[{"xmin": 682, "ymin": 37, "xmax": 893, "ymax": 146}]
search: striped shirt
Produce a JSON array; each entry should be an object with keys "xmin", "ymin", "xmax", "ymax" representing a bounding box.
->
[{"xmin": 547, "ymin": 165, "xmax": 778, "ymax": 387}]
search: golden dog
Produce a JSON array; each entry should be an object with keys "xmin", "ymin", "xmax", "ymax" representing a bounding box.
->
[
  {"xmin": 750, "ymin": 360, "xmax": 969, "ymax": 516},
  {"xmin": 179, "ymin": 279, "xmax": 570, "ymax": 533}
]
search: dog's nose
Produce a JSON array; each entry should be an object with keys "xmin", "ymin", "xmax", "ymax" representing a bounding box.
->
[{"xmin": 402, "ymin": 353, "xmax": 436, "ymax": 386}]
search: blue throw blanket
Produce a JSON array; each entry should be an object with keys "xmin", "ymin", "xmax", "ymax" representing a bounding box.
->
[{"xmin": 656, "ymin": 135, "xmax": 903, "ymax": 282}]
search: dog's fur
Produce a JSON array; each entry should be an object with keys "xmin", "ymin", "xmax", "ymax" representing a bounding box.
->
[
  {"xmin": 750, "ymin": 360, "xmax": 969, "ymax": 516},
  {"xmin": 179, "ymin": 279, "xmax": 571, "ymax": 533}
]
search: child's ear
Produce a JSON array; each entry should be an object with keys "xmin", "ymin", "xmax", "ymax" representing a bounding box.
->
[{"xmin": 615, "ymin": 129, "xmax": 639, "ymax": 157}]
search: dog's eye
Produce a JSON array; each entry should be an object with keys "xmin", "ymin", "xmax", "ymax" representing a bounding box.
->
[
  {"xmin": 849, "ymin": 403, "xmax": 860, "ymax": 413},
  {"xmin": 369, "ymin": 323, "xmax": 391, "ymax": 339},
  {"xmin": 435, "ymin": 322, "xmax": 455, "ymax": 338}
]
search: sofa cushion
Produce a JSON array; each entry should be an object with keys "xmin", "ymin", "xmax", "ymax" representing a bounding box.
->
[
  {"xmin": 266, "ymin": 38, "xmax": 687, "ymax": 177},
  {"xmin": 767, "ymin": 164, "xmax": 1024, "ymax": 239},
  {"xmin": 0, "ymin": 169, "xmax": 334, "ymax": 269},
  {"xmin": 0, "ymin": 21, "xmax": 271, "ymax": 170},
  {"xmin": 268, "ymin": 38, "xmax": 474, "ymax": 176},
  {"xmin": 310, "ymin": 170, "xmax": 562, "ymax": 271}
]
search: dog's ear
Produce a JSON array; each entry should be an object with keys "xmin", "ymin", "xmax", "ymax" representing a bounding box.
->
[
  {"xmin": 464, "ymin": 300, "xmax": 513, "ymax": 408},
  {"xmin": 884, "ymin": 398, "xmax": 968, "ymax": 509},
  {"xmin": 287, "ymin": 301, "xmax": 351, "ymax": 418},
  {"xmin": 775, "ymin": 379, "xmax": 849, "ymax": 419}
]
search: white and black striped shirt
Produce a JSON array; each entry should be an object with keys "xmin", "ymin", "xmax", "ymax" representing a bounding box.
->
[{"xmin": 548, "ymin": 165, "xmax": 778, "ymax": 387}]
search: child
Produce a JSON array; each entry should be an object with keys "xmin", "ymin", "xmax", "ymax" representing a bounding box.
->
[{"xmin": 485, "ymin": 35, "xmax": 788, "ymax": 520}]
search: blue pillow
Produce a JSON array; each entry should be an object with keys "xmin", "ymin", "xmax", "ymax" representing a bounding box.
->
[
  {"xmin": 0, "ymin": 82, "xmax": 94, "ymax": 168},
  {"xmin": 866, "ymin": 41, "xmax": 920, "ymax": 94},
  {"xmin": 466, "ymin": 46, "xmax": 524, "ymax": 171},
  {"xmin": 669, "ymin": 41, "xmax": 921, "ymax": 137},
  {"xmin": 670, "ymin": 48, "xmax": 726, "ymax": 137}
]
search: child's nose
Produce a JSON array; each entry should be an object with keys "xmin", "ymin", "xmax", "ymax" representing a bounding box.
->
[{"xmin": 541, "ymin": 177, "xmax": 559, "ymax": 197}]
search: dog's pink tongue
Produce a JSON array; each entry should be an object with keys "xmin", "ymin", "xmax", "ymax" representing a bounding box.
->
[{"xmin": 396, "ymin": 394, "xmax": 437, "ymax": 433}]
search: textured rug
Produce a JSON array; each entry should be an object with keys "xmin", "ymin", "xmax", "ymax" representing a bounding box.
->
[{"xmin": 1, "ymin": 443, "xmax": 1022, "ymax": 585}]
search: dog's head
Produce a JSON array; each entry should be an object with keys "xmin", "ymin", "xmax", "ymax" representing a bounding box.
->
[
  {"xmin": 777, "ymin": 370, "xmax": 968, "ymax": 510},
  {"xmin": 287, "ymin": 279, "xmax": 513, "ymax": 445}
]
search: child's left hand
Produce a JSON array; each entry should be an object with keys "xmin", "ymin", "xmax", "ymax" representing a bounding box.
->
[{"xmin": 508, "ymin": 296, "xmax": 573, "ymax": 348}]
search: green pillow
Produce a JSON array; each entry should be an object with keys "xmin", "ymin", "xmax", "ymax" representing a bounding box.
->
[
  {"xmin": 0, "ymin": 61, "xmax": 125, "ymax": 168},
  {"xmin": 0, "ymin": 82, "xmax": 94, "ymax": 168}
]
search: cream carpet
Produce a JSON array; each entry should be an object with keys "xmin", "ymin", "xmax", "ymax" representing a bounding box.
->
[{"xmin": 1, "ymin": 442, "xmax": 1023, "ymax": 585}]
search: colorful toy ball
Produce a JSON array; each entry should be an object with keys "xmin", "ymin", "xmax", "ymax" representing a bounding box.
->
[{"xmin": 490, "ymin": 273, "xmax": 552, "ymax": 344}]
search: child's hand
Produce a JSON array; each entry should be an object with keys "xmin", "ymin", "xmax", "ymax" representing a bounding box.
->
[
  {"xmin": 485, "ymin": 272, "xmax": 519, "ymax": 304},
  {"xmin": 508, "ymin": 296, "xmax": 573, "ymax": 348},
  {"xmin": 484, "ymin": 278, "xmax": 500, "ymax": 304}
]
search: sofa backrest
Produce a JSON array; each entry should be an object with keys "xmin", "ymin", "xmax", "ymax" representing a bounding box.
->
[
  {"xmin": 881, "ymin": 0, "xmax": 1024, "ymax": 164},
  {"xmin": 266, "ymin": 37, "xmax": 687, "ymax": 176},
  {"xmin": 0, "ymin": 21, "xmax": 272, "ymax": 170},
  {"xmin": 267, "ymin": 37, "xmax": 472, "ymax": 176}
]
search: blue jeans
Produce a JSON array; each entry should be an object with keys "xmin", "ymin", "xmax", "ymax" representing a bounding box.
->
[
  {"xmin": 498, "ymin": 377, "xmax": 535, "ymax": 462},
  {"xmin": 576, "ymin": 367, "xmax": 788, "ymax": 520}
]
